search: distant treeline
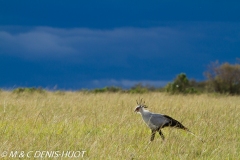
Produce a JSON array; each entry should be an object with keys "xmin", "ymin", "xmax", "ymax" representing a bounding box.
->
[{"xmin": 3, "ymin": 61, "xmax": 240, "ymax": 95}]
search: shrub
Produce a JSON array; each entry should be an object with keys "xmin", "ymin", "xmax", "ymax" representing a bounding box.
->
[
  {"xmin": 105, "ymin": 86, "xmax": 122, "ymax": 92},
  {"xmin": 13, "ymin": 87, "xmax": 45, "ymax": 94},
  {"xmin": 165, "ymin": 73, "xmax": 198, "ymax": 94},
  {"xmin": 129, "ymin": 83, "xmax": 149, "ymax": 94},
  {"xmin": 92, "ymin": 86, "xmax": 122, "ymax": 93},
  {"xmin": 92, "ymin": 88, "xmax": 107, "ymax": 93},
  {"xmin": 204, "ymin": 61, "xmax": 240, "ymax": 94}
]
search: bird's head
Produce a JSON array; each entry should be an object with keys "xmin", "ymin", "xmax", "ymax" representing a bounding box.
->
[{"xmin": 134, "ymin": 98, "xmax": 148, "ymax": 113}]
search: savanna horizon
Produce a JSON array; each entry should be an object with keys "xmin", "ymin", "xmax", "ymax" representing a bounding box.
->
[{"xmin": 0, "ymin": 91, "xmax": 239, "ymax": 159}]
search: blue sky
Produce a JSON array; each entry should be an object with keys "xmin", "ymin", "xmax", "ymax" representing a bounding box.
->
[{"xmin": 0, "ymin": 1, "xmax": 240, "ymax": 89}]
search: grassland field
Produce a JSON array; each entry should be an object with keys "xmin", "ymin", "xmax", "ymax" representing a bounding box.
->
[{"xmin": 0, "ymin": 91, "xmax": 239, "ymax": 159}]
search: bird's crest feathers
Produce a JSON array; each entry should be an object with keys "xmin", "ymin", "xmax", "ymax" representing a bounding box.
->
[{"xmin": 136, "ymin": 98, "xmax": 148, "ymax": 108}]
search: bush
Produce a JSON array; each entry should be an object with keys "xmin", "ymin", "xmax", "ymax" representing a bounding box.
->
[
  {"xmin": 105, "ymin": 86, "xmax": 122, "ymax": 92},
  {"xmin": 92, "ymin": 86, "xmax": 122, "ymax": 93},
  {"xmin": 129, "ymin": 83, "xmax": 149, "ymax": 94},
  {"xmin": 165, "ymin": 73, "xmax": 198, "ymax": 94},
  {"xmin": 204, "ymin": 61, "xmax": 240, "ymax": 94},
  {"xmin": 13, "ymin": 87, "xmax": 45, "ymax": 94}
]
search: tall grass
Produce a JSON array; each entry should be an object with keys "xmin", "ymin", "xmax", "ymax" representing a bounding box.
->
[{"xmin": 0, "ymin": 91, "xmax": 239, "ymax": 159}]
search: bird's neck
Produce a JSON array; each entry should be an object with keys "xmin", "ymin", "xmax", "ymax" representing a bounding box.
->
[{"xmin": 139, "ymin": 108, "xmax": 150, "ymax": 116}]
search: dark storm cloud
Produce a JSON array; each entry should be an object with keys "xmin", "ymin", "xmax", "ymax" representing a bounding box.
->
[
  {"xmin": 0, "ymin": 22, "xmax": 240, "ymax": 89},
  {"xmin": 1, "ymin": 0, "xmax": 240, "ymax": 89},
  {"xmin": 1, "ymin": 22, "xmax": 239, "ymax": 61}
]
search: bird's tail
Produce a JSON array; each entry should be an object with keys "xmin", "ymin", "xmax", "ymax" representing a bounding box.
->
[
  {"xmin": 163, "ymin": 115, "xmax": 188, "ymax": 130},
  {"xmin": 163, "ymin": 115, "xmax": 204, "ymax": 142}
]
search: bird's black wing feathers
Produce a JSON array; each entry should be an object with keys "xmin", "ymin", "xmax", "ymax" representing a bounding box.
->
[{"xmin": 162, "ymin": 115, "xmax": 189, "ymax": 131}]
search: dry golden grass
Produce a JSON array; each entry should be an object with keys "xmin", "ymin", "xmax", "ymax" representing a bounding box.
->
[{"xmin": 0, "ymin": 91, "xmax": 239, "ymax": 159}]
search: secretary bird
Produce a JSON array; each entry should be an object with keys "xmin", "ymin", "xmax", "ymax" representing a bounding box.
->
[{"xmin": 134, "ymin": 99, "xmax": 202, "ymax": 142}]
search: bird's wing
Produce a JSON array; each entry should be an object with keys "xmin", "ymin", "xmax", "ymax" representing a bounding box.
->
[{"xmin": 149, "ymin": 113, "xmax": 170, "ymax": 127}]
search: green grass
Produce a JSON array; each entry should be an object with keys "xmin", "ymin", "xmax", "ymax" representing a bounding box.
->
[{"xmin": 0, "ymin": 91, "xmax": 239, "ymax": 159}]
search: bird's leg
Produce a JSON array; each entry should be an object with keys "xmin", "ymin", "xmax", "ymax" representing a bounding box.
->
[
  {"xmin": 158, "ymin": 129, "xmax": 165, "ymax": 140},
  {"xmin": 150, "ymin": 130, "xmax": 156, "ymax": 141}
]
